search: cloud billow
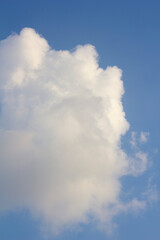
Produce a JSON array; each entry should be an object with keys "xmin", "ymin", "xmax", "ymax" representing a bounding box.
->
[{"xmin": 0, "ymin": 28, "xmax": 147, "ymax": 233}]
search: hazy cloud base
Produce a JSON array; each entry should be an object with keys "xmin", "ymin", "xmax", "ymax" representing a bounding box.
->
[{"xmin": 0, "ymin": 28, "xmax": 148, "ymax": 233}]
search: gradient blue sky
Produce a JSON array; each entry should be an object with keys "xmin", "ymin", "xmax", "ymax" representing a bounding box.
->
[{"xmin": 0, "ymin": 0, "xmax": 160, "ymax": 240}]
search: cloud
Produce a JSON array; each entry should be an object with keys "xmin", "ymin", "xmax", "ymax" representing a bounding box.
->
[
  {"xmin": 142, "ymin": 177, "xmax": 159, "ymax": 204},
  {"xmin": 130, "ymin": 131, "xmax": 137, "ymax": 147},
  {"xmin": 140, "ymin": 132, "xmax": 149, "ymax": 144},
  {"xmin": 0, "ymin": 28, "xmax": 149, "ymax": 233},
  {"xmin": 130, "ymin": 131, "xmax": 149, "ymax": 149}
]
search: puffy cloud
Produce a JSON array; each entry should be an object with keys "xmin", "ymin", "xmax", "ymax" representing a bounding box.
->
[{"xmin": 0, "ymin": 28, "xmax": 148, "ymax": 233}]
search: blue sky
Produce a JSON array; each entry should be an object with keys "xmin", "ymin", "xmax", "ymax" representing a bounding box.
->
[{"xmin": 0, "ymin": 0, "xmax": 160, "ymax": 240}]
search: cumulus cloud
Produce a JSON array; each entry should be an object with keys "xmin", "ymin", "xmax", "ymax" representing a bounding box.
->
[{"xmin": 0, "ymin": 28, "xmax": 149, "ymax": 233}]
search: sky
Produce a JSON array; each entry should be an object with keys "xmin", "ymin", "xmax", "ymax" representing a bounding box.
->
[{"xmin": 0, "ymin": 0, "xmax": 160, "ymax": 240}]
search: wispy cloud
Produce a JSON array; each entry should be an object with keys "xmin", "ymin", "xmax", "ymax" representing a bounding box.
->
[
  {"xmin": 130, "ymin": 131, "xmax": 137, "ymax": 148},
  {"xmin": 140, "ymin": 132, "xmax": 150, "ymax": 144},
  {"xmin": 130, "ymin": 131, "xmax": 150, "ymax": 148}
]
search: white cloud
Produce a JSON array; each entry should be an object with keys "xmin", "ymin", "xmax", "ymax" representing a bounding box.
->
[{"xmin": 0, "ymin": 28, "xmax": 149, "ymax": 233}]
